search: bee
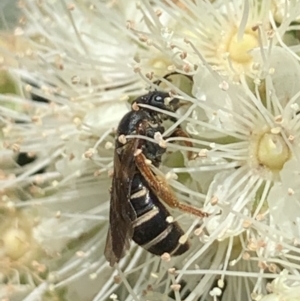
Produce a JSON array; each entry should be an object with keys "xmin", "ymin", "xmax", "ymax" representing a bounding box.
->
[{"xmin": 105, "ymin": 80, "xmax": 208, "ymax": 267}]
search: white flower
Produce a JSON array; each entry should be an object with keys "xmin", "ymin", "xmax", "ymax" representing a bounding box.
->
[
  {"xmin": 131, "ymin": 18, "xmax": 300, "ymax": 300},
  {"xmin": 260, "ymin": 270, "xmax": 300, "ymax": 301},
  {"xmin": 0, "ymin": 0, "xmax": 142, "ymax": 300},
  {"xmin": 2, "ymin": 1, "xmax": 300, "ymax": 301},
  {"xmin": 129, "ymin": 0, "xmax": 300, "ymax": 82},
  {"xmin": 162, "ymin": 46, "xmax": 300, "ymax": 299}
]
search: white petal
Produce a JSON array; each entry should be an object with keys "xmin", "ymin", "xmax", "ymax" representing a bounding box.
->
[
  {"xmin": 83, "ymin": 101, "xmax": 128, "ymax": 133},
  {"xmin": 268, "ymin": 159, "xmax": 300, "ymax": 239},
  {"xmin": 251, "ymin": 46, "xmax": 300, "ymax": 106}
]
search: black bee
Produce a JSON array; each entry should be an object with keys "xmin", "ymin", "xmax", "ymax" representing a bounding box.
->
[{"xmin": 105, "ymin": 84, "xmax": 207, "ymax": 267}]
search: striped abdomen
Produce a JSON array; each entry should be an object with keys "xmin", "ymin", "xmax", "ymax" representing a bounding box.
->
[{"xmin": 130, "ymin": 173, "xmax": 190, "ymax": 256}]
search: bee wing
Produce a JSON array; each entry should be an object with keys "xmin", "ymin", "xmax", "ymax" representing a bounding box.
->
[{"xmin": 104, "ymin": 138, "xmax": 139, "ymax": 266}]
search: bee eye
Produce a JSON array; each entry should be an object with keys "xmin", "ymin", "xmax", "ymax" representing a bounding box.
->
[{"xmin": 154, "ymin": 95, "xmax": 163, "ymax": 102}]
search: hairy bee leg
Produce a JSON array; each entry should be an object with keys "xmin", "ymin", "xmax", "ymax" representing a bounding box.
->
[
  {"xmin": 166, "ymin": 127, "xmax": 194, "ymax": 160},
  {"xmin": 135, "ymin": 153, "xmax": 209, "ymax": 218}
]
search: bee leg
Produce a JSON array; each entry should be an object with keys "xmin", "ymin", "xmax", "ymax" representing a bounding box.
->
[
  {"xmin": 135, "ymin": 152, "xmax": 209, "ymax": 218},
  {"xmin": 165, "ymin": 127, "xmax": 195, "ymax": 160}
]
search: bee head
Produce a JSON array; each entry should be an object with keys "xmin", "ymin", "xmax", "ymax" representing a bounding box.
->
[{"xmin": 135, "ymin": 91, "xmax": 180, "ymax": 112}]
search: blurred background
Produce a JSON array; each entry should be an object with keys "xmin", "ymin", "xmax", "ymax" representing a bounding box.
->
[{"xmin": 0, "ymin": 0, "xmax": 19, "ymax": 29}]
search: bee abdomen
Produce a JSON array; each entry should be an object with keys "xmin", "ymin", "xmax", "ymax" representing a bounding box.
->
[
  {"xmin": 131, "ymin": 188, "xmax": 189, "ymax": 256},
  {"xmin": 139, "ymin": 221, "xmax": 190, "ymax": 256}
]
